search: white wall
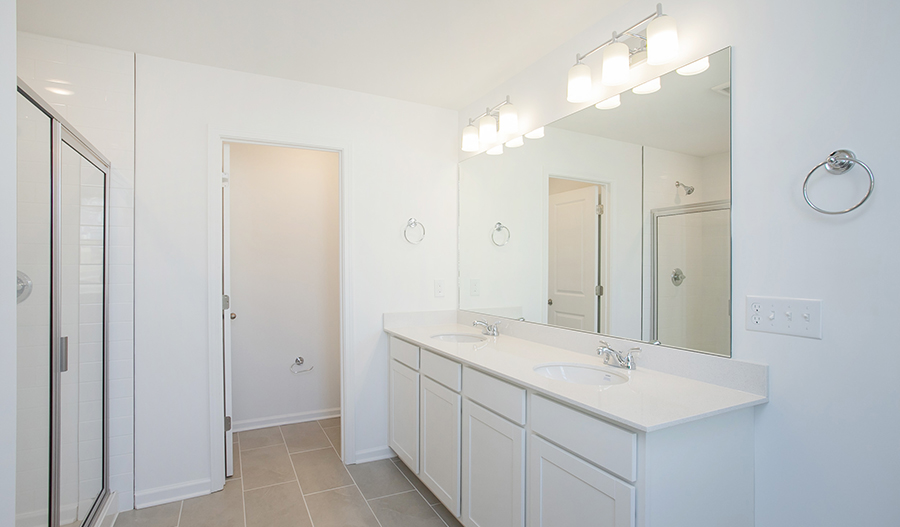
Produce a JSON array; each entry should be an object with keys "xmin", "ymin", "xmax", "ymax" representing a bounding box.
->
[
  {"xmin": 17, "ymin": 33, "xmax": 137, "ymax": 511},
  {"xmin": 134, "ymin": 55, "xmax": 458, "ymax": 504},
  {"xmin": 228, "ymin": 143, "xmax": 341, "ymax": 429},
  {"xmin": 459, "ymin": 127, "xmax": 642, "ymax": 337},
  {"xmin": 459, "ymin": 0, "xmax": 900, "ymax": 523},
  {"xmin": 0, "ymin": 1, "xmax": 17, "ymax": 525}
]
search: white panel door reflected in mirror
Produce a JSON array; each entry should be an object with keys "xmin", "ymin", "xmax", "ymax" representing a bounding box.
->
[{"xmin": 459, "ymin": 47, "xmax": 731, "ymax": 357}]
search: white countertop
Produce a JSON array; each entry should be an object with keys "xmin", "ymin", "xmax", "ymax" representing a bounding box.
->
[{"xmin": 385, "ymin": 323, "xmax": 767, "ymax": 433}]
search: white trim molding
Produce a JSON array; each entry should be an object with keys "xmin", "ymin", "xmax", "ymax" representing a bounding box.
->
[{"xmin": 232, "ymin": 408, "xmax": 341, "ymax": 433}]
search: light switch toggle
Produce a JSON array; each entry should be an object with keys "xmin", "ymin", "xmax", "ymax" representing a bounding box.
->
[
  {"xmin": 785, "ymin": 311, "xmax": 792, "ymax": 321},
  {"xmin": 768, "ymin": 311, "xmax": 775, "ymax": 321}
]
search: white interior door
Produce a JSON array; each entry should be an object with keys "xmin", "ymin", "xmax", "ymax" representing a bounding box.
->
[
  {"xmin": 222, "ymin": 143, "xmax": 234, "ymax": 477},
  {"xmin": 548, "ymin": 186, "xmax": 600, "ymax": 332}
]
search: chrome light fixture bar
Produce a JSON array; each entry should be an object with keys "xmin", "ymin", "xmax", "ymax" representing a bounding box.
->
[
  {"xmin": 567, "ymin": 3, "xmax": 678, "ymax": 102},
  {"xmin": 461, "ymin": 96, "xmax": 518, "ymax": 152}
]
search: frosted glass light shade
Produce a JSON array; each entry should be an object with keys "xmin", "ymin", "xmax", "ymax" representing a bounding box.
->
[
  {"xmin": 677, "ymin": 56, "xmax": 709, "ymax": 76},
  {"xmin": 487, "ymin": 144, "xmax": 503, "ymax": 155},
  {"xmin": 505, "ymin": 136, "xmax": 524, "ymax": 148},
  {"xmin": 461, "ymin": 124, "xmax": 479, "ymax": 152},
  {"xmin": 633, "ymin": 77, "xmax": 661, "ymax": 94},
  {"xmin": 647, "ymin": 15, "xmax": 678, "ymax": 65},
  {"xmin": 478, "ymin": 114, "xmax": 497, "ymax": 144},
  {"xmin": 499, "ymin": 104, "xmax": 518, "ymax": 134},
  {"xmin": 601, "ymin": 42, "xmax": 630, "ymax": 86},
  {"xmin": 595, "ymin": 94, "xmax": 621, "ymax": 110},
  {"xmin": 524, "ymin": 127, "xmax": 545, "ymax": 139},
  {"xmin": 567, "ymin": 63, "xmax": 593, "ymax": 103}
]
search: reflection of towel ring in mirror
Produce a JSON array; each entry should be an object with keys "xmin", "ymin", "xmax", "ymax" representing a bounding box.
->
[
  {"xmin": 803, "ymin": 150, "xmax": 874, "ymax": 215},
  {"xmin": 491, "ymin": 222, "xmax": 510, "ymax": 246},
  {"xmin": 290, "ymin": 356, "xmax": 314, "ymax": 374},
  {"xmin": 404, "ymin": 218, "xmax": 426, "ymax": 244}
]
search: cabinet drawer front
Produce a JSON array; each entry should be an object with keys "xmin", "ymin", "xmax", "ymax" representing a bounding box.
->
[
  {"xmin": 463, "ymin": 366, "xmax": 526, "ymax": 425},
  {"xmin": 528, "ymin": 436, "xmax": 635, "ymax": 527},
  {"xmin": 421, "ymin": 348, "xmax": 462, "ymax": 392},
  {"xmin": 390, "ymin": 336, "xmax": 420, "ymax": 370},
  {"xmin": 531, "ymin": 395, "xmax": 636, "ymax": 482}
]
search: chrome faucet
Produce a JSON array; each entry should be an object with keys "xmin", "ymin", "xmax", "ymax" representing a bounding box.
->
[
  {"xmin": 473, "ymin": 319, "xmax": 501, "ymax": 336},
  {"xmin": 597, "ymin": 340, "xmax": 641, "ymax": 370}
]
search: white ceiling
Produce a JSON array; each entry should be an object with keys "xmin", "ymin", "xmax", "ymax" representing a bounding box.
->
[
  {"xmin": 17, "ymin": 0, "xmax": 631, "ymax": 110},
  {"xmin": 549, "ymin": 48, "xmax": 731, "ymax": 157}
]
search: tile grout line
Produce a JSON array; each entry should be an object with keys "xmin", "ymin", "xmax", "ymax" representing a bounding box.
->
[
  {"xmin": 280, "ymin": 425, "xmax": 317, "ymax": 527},
  {"xmin": 238, "ymin": 435, "xmax": 248, "ymax": 527},
  {"xmin": 301, "ymin": 483, "xmax": 357, "ymax": 497},
  {"xmin": 389, "ymin": 459, "xmax": 452, "ymax": 527},
  {"xmin": 366, "ymin": 489, "xmax": 419, "ymax": 502},
  {"xmin": 175, "ymin": 499, "xmax": 184, "ymax": 527},
  {"xmin": 316, "ymin": 419, "xmax": 339, "ymax": 459}
]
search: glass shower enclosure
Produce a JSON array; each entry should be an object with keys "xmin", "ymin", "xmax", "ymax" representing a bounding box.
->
[{"xmin": 16, "ymin": 79, "xmax": 113, "ymax": 527}]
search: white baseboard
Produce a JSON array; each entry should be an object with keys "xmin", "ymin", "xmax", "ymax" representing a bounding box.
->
[
  {"xmin": 233, "ymin": 408, "xmax": 340, "ymax": 432},
  {"xmin": 353, "ymin": 446, "xmax": 395, "ymax": 464},
  {"xmin": 134, "ymin": 478, "xmax": 211, "ymax": 509}
]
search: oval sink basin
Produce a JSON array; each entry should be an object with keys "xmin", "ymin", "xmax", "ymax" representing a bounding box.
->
[
  {"xmin": 534, "ymin": 363, "xmax": 629, "ymax": 386},
  {"xmin": 431, "ymin": 333, "xmax": 487, "ymax": 343}
]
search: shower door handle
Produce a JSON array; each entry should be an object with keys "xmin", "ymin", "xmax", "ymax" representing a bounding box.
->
[{"xmin": 60, "ymin": 336, "xmax": 69, "ymax": 373}]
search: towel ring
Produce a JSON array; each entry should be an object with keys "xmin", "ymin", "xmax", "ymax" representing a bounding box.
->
[
  {"xmin": 290, "ymin": 356, "xmax": 314, "ymax": 374},
  {"xmin": 404, "ymin": 218, "xmax": 426, "ymax": 244},
  {"xmin": 803, "ymin": 150, "xmax": 874, "ymax": 215},
  {"xmin": 491, "ymin": 222, "xmax": 511, "ymax": 246}
]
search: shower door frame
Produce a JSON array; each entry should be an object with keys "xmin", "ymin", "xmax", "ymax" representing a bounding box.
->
[
  {"xmin": 18, "ymin": 78, "xmax": 113, "ymax": 527},
  {"xmin": 649, "ymin": 199, "xmax": 731, "ymax": 356}
]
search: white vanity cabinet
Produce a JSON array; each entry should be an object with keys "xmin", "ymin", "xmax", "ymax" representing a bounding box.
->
[
  {"xmin": 389, "ymin": 337, "xmax": 420, "ymax": 472},
  {"xmin": 420, "ymin": 349, "xmax": 463, "ymax": 516}
]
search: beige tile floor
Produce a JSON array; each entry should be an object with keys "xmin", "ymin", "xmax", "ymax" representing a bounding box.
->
[{"xmin": 114, "ymin": 419, "xmax": 462, "ymax": 527}]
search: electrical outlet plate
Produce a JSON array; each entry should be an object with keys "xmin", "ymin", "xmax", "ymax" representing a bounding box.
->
[
  {"xmin": 470, "ymin": 279, "xmax": 480, "ymax": 297},
  {"xmin": 746, "ymin": 296, "xmax": 823, "ymax": 339},
  {"xmin": 434, "ymin": 280, "xmax": 445, "ymax": 298}
]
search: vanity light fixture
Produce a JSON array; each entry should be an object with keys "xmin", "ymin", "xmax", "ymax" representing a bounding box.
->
[
  {"xmin": 567, "ymin": 3, "xmax": 677, "ymax": 101},
  {"xmin": 676, "ymin": 56, "xmax": 709, "ymax": 76},
  {"xmin": 461, "ymin": 121, "xmax": 480, "ymax": 152},
  {"xmin": 487, "ymin": 144, "xmax": 504, "ymax": 155},
  {"xmin": 633, "ymin": 77, "xmax": 661, "ymax": 94},
  {"xmin": 595, "ymin": 94, "xmax": 621, "ymax": 110},
  {"xmin": 461, "ymin": 96, "xmax": 518, "ymax": 151},
  {"xmin": 524, "ymin": 127, "xmax": 545, "ymax": 139},
  {"xmin": 505, "ymin": 136, "xmax": 524, "ymax": 148}
]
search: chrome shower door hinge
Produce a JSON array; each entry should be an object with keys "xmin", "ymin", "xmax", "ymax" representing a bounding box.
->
[
  {"xmin": 222, "ymin": 295, "xmax": 230, "ymax": 310},
  {"xmin": 225, "ymin": 416, "xmax": 232, "ymax": 432}
]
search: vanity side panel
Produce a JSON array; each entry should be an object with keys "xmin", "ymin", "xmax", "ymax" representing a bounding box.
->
[{"xmin": 641, "ymin": 407, "xmax": 754, "ymax": 527}]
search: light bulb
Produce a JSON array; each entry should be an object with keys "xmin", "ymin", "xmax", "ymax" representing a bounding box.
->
[
  {"xmin": 595, "ymin": 94, "xmax": 621, "ymax": 110},
  {"xmin": 505, "ymin": 136, "xmax": 524, "ymax": 148},
  {"xmin": 601, "ymin": 42, "xmax": 630, "ymax": 86},
  {"xmin": 524, "ymin": 127, "xmax": 544, "ymax": 139},
  {"xmin": 633, "ymin": 77, "xmax": 661, "ymax": 95},
  {"xmin": 487, "ymin": 144, "xmax": 503, "ymax": 155},
  {"xmin": 498, "ymin": 104, "xmax": 518, "ymax": 134},
  {"xmin": 676, "ymin": 56, "xmax": 709, "ymax": 76},
  {"xmin": 461, "ymin": 124, "xmax": 479, "ymax": 152},
  {"xmin": 567, "ymin": 63, "xmax": 593, "ymax": 103},
  {"xmin": 478, "ymin": 114, "xmax": 497, "ymax": 145},
  {"xmin": 647, "ymin": 15, "xmax": 678, "ymax": 65}
]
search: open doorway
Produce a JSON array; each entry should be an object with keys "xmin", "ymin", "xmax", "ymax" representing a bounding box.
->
[
  {"xmin": 218, "ymin": 141, "xmax": 344, "ymax": 480},
  {"xmin": 547, "ymin": 177, "xmax": 610, "ymax": 333}
]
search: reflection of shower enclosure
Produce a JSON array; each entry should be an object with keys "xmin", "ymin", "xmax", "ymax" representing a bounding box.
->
[
  {"xmin": 651, "ymin": 201, "xmax": 731, "ymax": 356},
  {"xmin": 16, "ymin": 80, "xmax": 112, "ymax": 527}
]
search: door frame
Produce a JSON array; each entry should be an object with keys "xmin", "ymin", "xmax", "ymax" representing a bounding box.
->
[
  {"xmin": 206, "ymin": 126, "xmax": 355, "ymax": 493},
  {"xmin": 541, "ymin": 173, "xmax": 611, "ymax": 333}
]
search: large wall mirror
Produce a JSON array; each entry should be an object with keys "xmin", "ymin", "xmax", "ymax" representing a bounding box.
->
[{"xmin": 459, "ymin": 47, "xmax": 731, "ymax": 357}]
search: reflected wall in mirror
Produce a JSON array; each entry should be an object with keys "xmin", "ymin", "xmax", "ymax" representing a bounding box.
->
[{"xmin": 459, "ymin": 47, "xmax": 731, "ymax": 356}]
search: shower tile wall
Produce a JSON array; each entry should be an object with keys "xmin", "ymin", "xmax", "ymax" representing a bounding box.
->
[{"xmin": 18, "ymin": 32, "xmax": 136, "ymax": 511}]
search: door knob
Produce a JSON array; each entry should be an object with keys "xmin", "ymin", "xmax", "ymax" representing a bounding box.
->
[
  {"xmin": 548, "ymin": 299, "xmax": 553, "ymax": 306},
  {"xmin": 230, "ymin": 313, "xmax": 237, "ymax": 320}
]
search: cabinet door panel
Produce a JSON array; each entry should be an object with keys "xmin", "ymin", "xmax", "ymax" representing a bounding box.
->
[
  {"xmin": 390, "ymin": 359, "xmax": 420, "ymax": 472},
  {"xmin": 462, "ymin": 399, "xmax": 525, "ymax": 527},
  {"xmin": 421, "ymin": 376, "xmax": 462, "ymax": 516},
  {"xmin": 528, "ymin": 436, "xmax": 634, "ymax": 527}
]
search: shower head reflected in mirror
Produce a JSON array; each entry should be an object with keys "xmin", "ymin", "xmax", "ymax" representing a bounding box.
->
[{"xmin": 675, "ymin": 181, "xmax": 695, "ymax": 195}]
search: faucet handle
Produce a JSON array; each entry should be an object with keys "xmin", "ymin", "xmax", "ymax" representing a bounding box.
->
[
  {"xmin": 597, "ymin": 340, "xmax": 612, "ymax": 353},
  {"xmin": 626, "ymin": 346, "xmax": 642, "ymax": 357}
]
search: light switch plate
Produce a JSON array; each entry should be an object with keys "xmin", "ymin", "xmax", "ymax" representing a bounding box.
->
[
  {"xmin": 434, "ymin": 280, "xmax": 445, "ymax": 298},
  {"xmin": 470, "ymin": 279, "xmax": 480, "ymax": 297},
  {"xmin": 745, "ymin": 296, "xmax": 822, "ymax": 339}
]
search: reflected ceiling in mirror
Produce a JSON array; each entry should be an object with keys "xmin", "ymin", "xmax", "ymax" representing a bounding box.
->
[{"xmin": 458, "ymin": 47, "xmax": 731, "ymax": 357}]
